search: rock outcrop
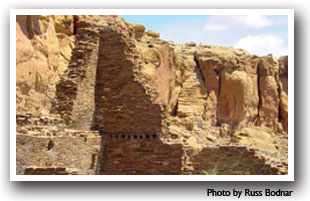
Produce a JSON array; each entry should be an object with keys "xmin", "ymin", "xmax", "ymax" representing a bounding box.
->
[
  {"xmin": 16, "ymin": 15, "xmax": 75, "ymax": 114},
  {"xmin": 16, "ymin": 15, "xmax": 289, "ymax": 175},
  {"xmin": 195, "ymin": 47, "xmax": 260, "ymax": 131}
]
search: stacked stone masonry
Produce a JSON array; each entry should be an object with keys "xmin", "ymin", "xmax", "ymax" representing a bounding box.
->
[
  {"xmin": 188, "ymin": 146, "xmax": 287, "ymax": 175},
  {"xmin": 16, "ymin": 113, "xmax": 102, "ymax": 175},
  {"xmin": 93, "ymin": 22, "xmax": 164, "ymax": 134},
  {"xmin": 16, "ymin": 15, "xmax": 289, "ymax": 175},
  {"xmin": 99, "ymin": 135, "xmax": 183, "ymax": 174},
  {"xmin": 51, "ymin": 16, "xmax": 102, "ymax": 129}
]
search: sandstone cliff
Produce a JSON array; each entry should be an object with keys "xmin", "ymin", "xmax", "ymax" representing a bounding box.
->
[
  {"xmin": 16, "ymin": 15, "xmax": 75, "ymax": 114},
  {"xmin": 16, "ymin": 15, "xmax": 288, "ymax": 175}
]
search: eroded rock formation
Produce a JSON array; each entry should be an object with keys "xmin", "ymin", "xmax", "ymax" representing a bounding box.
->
[
  {"xmin": 16, "ymin": 15, "xmax": 289, "ymax": 175},
  {"xmin": 16, "ymin": 15, "xmax": 75, "ymax": 114}
]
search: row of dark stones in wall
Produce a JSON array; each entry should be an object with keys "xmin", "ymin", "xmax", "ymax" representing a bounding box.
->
[{"xmin": 106, "ymin": 133, "xmax": 158, "ymax": 140}]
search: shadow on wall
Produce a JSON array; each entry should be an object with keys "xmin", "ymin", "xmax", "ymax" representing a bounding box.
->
[{"xmin": 16, "ymin": 15, "xmax": 43, "ymax": 40}]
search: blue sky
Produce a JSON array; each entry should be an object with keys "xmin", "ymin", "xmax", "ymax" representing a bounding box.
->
[{"xmin": 120, "ymin": 15, "xmax": 288, "ymax": 57}]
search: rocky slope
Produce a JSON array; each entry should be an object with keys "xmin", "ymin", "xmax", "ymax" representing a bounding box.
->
[{"xmin": 16, "ymin": 15, "xmax": 289, "ymax": 175}]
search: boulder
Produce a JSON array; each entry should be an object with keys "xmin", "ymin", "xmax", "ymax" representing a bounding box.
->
[
  {"xmin": 131, "ymin": 23, "xmax": 145, "ymax": 39},
  {"xmin": 145, "ymin": 30, "xmax": 160, "ymax": 38},
  {"xmin": 52, "ymin": 15, "xmax": 74, "ymax": 35}
]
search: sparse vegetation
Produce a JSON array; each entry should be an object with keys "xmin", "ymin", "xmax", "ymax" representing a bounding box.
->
[{"xmin": 202, "ymin": 167, "xmax": 218, "ymax": 175}]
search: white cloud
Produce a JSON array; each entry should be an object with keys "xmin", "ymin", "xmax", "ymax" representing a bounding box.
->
[
  {"xmin": 233, "ymin": 34, "xmax": 287, "ymax": 57},
  {"xmin": 155, "ymin": 16, "xmax": 288, "ymax": 57},
  {"xmin": 205, "ymin": 24, "xmax": 228, "ymax": 31},
  {"xmin": 204, "ymin": 15, "xmax": 275, "ymax": 31},
  {"xmin": 231, "ymin": 15, "xmax": 274, "ymax": 29}
]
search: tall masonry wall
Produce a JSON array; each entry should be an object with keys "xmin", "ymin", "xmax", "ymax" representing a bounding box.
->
[
  {"xmin": 51, "ymin": 20, "xmax": 99, "ymax": 129},
  {"xmin": 51, "ymin": 16, "xmax": 120, "ymax": 130},
  {"xmin": 93, "ymin": 25, "xmax": 163, "ymax": 134},
  {"xmin": 93, "ymin": 20, "xmax": 180, "ymax": 174}
]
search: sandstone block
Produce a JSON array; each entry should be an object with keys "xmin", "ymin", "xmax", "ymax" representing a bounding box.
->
[
  {"xmin": 145, "ymin": 30, "xmax": 160, "ymax": 38},
  {"xmin": 131, "ymin": 23, "xmax": 145, "ymax": 39}
]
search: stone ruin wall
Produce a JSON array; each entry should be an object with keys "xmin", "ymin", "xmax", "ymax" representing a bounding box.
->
[
  {"xmin": 92, "ymin": 17, "xmax": 184, "ymax": 175},
  {"xmin": 16, "ymin": 15, "xmax": 289, "ymax": 175},
  {"xmin": 99, "ymin": 135, "xmax": 183, "ymax": 175},
  {"xmin": 93, "ymin": 22, "xmax": 164, "ymax": 134},
  {"xmin": 16, "ymin": 113, "xmax": 102, "ymax": 175},
  {"xmin": 98, "ymin": 136, "xmax": 286, "ymax": 175},
  {"xmin": 51, "ymin": 16, "xmax": 102, "ymax": 130},
  {"xmin": 16, "ymin": 115, "xmax": 286, "ymax": 175},
  {"xmin": 17, "ymin": 133, "xmax": 101, "ymax": 175},
  {"xmin": 187, "ymin": 146, "xmax": 286, "ymax": 175}
]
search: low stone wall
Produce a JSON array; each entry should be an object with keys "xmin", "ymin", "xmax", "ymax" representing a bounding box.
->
[
  {"xmin": 16, "ymin": 114, "xmax": 285, "ymax": 175},
  {"xmin": 188, "ymin": 145, "xmax": 283, "ymax": 175},
  {"xmin": 16, "ymin": 128, "xmax": 101, "ymax": 175},
  {"xmin": 99, "ymin": 134, "xmax": 183, "ymax": 175}
]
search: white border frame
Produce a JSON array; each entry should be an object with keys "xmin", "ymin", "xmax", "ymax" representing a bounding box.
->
[{"xmin": 10, "ymin": 9, "xmax": 294, "ymax": 181}]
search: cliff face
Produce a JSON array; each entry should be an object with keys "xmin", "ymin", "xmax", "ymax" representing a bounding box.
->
[
  {"xmin": 16, "ymin": 15, "xmax": 75, "ymax": 114},
  {"xmin": 16, "ymin": 15, "xmax": 289, "ymax": 175}
]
